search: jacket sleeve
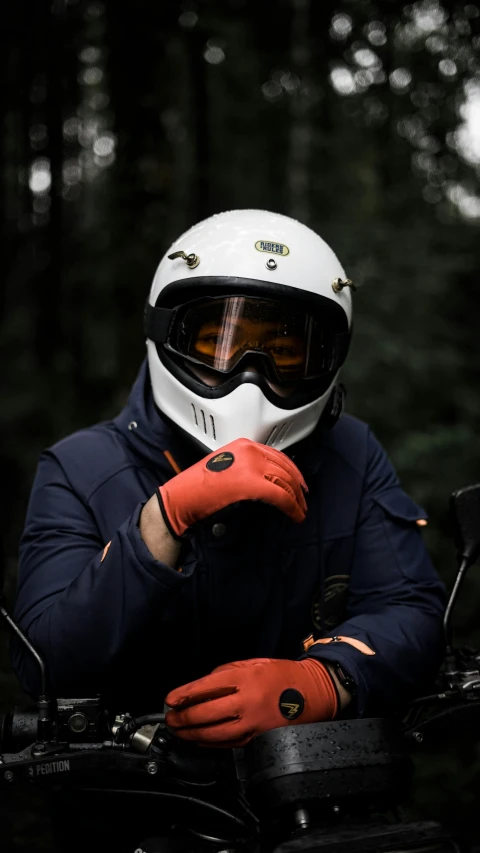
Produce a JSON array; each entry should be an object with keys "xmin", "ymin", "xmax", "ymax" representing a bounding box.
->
[
  {"xmin": 300, "ymin": 428, "xmax": 447, "ymax": 716},
  {"xmin": 12, "ymin": 451, "xmax": 188, "ymax": 697}
]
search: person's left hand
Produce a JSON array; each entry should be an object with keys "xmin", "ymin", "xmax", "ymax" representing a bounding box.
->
[{"xmin": 165, "ymin": 657, "xmax": 338, "ymax": 747}]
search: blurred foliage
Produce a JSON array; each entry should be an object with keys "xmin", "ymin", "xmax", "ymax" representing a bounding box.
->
[{"xmin": 2, "ymin": 0, "xmax": 480, "ymax": 848}]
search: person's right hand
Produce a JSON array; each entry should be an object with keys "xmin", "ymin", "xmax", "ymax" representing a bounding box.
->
[{"xmin": 157, "ymin": 437, "xmax": 308, "ymax": 539}]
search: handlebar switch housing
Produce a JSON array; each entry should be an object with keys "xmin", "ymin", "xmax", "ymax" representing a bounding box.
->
[{"xmin": 56, "ymin": 697, "xmax": 107, "ymax": 742}]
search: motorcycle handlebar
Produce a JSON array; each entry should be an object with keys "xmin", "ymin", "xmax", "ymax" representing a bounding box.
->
[{"xmin": 0, "ymin": 708, "xmax": 39, "ymax": 753}]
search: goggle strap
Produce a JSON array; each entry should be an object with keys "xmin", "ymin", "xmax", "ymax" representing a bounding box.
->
[{"xmin": 144, "ymin": 302, "xmax": 174, "ymax": 343}]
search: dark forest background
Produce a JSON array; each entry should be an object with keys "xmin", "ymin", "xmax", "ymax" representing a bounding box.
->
[{"xmin": 2, "ymin": 0, "xmax": 480, "ymax": 849}]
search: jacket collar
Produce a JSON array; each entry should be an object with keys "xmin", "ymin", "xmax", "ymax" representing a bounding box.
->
[{"xmin": 113, "ymin": 360, "xmax": 200, "ymax": 472}]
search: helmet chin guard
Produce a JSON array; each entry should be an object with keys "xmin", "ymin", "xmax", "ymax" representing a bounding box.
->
[
  {"xmin": 147, "ymin": 339, "xmax": 339, "ymax": 451},
  {"xmin": 146, "ymin": 209, "xmax": 353, "ymax": 451}
]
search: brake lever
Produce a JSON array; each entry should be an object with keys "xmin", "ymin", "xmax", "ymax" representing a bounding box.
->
[{"xmin": 458, "ymin": 678, "xmax": 480, "ymax": 694}]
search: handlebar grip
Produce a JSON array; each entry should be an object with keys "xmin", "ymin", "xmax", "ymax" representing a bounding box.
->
[{"xmin": 0, "ymin": 708, "xmax": 38, "ymax": 752}]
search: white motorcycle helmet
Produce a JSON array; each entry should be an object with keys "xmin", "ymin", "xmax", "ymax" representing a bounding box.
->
[{"xmin": 145, "ymin": 209, "xmax": 353, "ymax": 452}]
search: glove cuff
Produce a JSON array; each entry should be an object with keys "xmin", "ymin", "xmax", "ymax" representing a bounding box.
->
[
  {"xmin": 298, "ymin": 657, "xmax": 339, "ymax": 721},
  {"xmin": 156, "ymin": 488, "xmax": 184, "ymax": 541}
]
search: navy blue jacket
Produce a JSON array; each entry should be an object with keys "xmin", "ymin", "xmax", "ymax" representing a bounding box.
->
[{"xmin": 13, "ymin": 362, "xmax": 446, "ymax": 717}]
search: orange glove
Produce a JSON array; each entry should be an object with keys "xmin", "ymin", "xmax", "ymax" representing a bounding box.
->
[
  {"xmin": 157, "ymin": 438, "xmax": 308, "ymax": 539},
  {"xmin": 165, "ymin": 658, "xmax": 338, "ymax": 747}
]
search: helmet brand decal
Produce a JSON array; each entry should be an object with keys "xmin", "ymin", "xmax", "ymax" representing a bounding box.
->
[
  {"xmin": 255, "ymin": 240, "xmax": 289, "ymax": 256},
  {"xmin": 279, "ymin": 688, "xmax": 304, "ymax": 720},
  {"xmin": 206, "ymin": 452, "xmax": 235, "ymax": 472}
]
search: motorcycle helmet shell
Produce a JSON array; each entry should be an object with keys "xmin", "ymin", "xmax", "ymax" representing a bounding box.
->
[{"xmin": 145, "ymin": 209, "xmax": 353, "ymax": 451}]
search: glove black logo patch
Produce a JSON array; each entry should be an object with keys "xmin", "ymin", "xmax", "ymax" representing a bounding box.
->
[
  {"xmin": 279, "ymin": 688, "xmax": 305, "ymax": 720},
  {"xmin": 206, "ymin": 452, "xmax": 235, "ymax": 472}
]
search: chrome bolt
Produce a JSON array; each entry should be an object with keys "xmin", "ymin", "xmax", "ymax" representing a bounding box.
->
[
  {"xmin": 146, "ymin": 761, "xmax": 158, "ymax": 775},
  {"xmin": 413, "ymin": 731, "xmax": 424, "ymax": 743},
  {"xmin": 332, "ymin": 277, "xmax": 356, "ymax": 293},
  {"xmin": 266, "ymin": 258, "xmax": 277, "ymax": 271},
  {"xmin": 167, "ymin": 250, "xmax": 200, "ymax": 269},
  {"xmin": 4, "ymin": 770, "xmax": 14, "ymax": 782},
  {"xmin": 294, "ymin": 807, "xmax": 310, "ymax": 830}
]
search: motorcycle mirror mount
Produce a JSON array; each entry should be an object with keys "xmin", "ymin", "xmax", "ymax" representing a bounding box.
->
[
  {"xmin": 0, "ymin": 537, "xmax": 52, "ymax": 741},
  {"xmin": 444, "ymin": 484, "xmax": 480, "ymax": 657}
]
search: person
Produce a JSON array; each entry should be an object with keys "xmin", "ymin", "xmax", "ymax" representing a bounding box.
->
[{"xmin": 13, "ymin": 208, "xmax": 445, "ymax": 747}]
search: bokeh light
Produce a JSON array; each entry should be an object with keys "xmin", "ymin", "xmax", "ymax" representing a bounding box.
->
[{"xmin": 29, "ymin": 158, "xmax": 51, "ymax": 194}]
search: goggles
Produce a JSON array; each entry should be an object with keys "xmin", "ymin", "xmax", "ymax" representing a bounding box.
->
[{"xmin": 145, "ymin": 295, "xmax": 349, "ymax": 384}]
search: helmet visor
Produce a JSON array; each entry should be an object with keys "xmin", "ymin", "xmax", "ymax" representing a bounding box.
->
[{"xmin": 166, "ymin": 295, "xmax": 338, "ymax": 383}]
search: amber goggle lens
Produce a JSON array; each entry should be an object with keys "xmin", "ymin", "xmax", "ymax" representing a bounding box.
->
[{"xmin": 171, "ymin": 296, "xmax": 335, "ymax": 382}]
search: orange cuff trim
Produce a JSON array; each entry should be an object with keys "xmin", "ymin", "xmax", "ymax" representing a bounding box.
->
[
  {"xmin": 163, "ymin": 450, "xmax": 182, "ymax": 475},
  {"xmin": 303, "ymin": 633, "xmax": 315, "ymax": 652},
  {"xmin": 303, "ymin": 634, "xmax": 375, "ymax": 656},
  {"xmin": 101, "ymin": 541, "xmax": 112, "ymax": 563}
]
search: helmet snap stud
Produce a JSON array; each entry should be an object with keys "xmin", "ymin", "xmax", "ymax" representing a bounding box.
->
[
  {"xmin": 266, "ymin": 258, "xmax": 277, "ymax": 271},
  {"xmin": 332, "ymin": 277, "xmax": 356, "ymax": 294},
  {"xmin": 168, "ymin": 250, "xmax": 200, "ymax": 269}
]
